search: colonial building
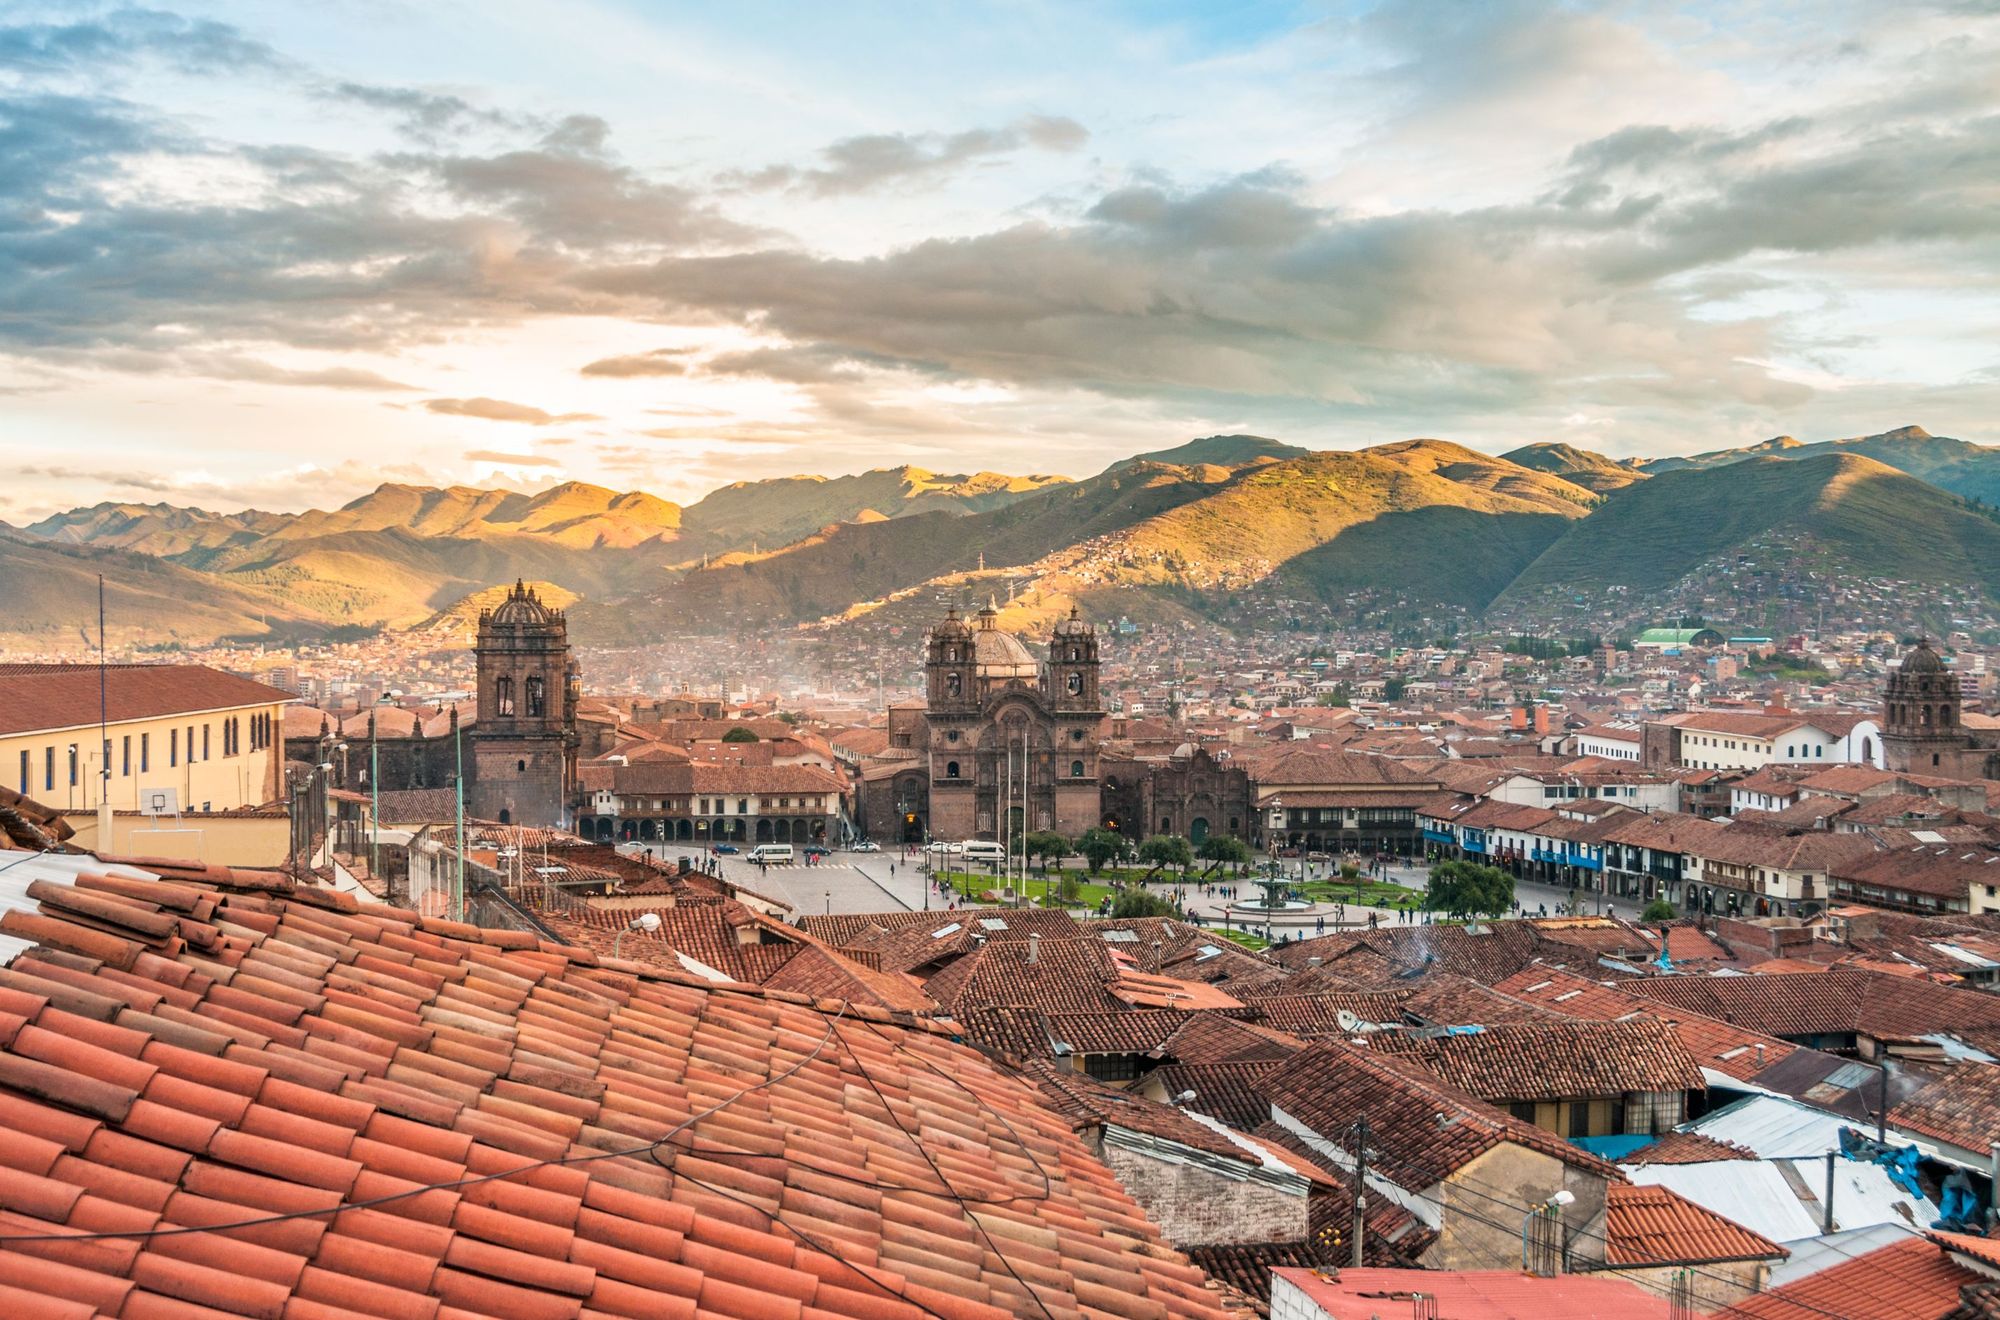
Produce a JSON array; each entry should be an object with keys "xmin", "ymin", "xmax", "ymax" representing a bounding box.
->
[
  {"xmin": 468, "ymin": 581, "xmax": 580, "ymax": 827},
  {"xmin": 1881, "ymin": 638, "xmax": 2000, "ymax": 779},
  {"xmin": 857, "ymin": 602, "xmax": 1258, "ymax": 847},
  {"xmin": 0, "ymin": 663, "xmax": 291, "ymax": 817}
]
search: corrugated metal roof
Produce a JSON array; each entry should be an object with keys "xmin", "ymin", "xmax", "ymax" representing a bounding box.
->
[
  {"xmin": 1627, "ymin": 1154, "xmax": 1938, "ymax": 1243},
  {"xmin": 1767, "ymin": 1224, "xmax": 1922, "ymax": 1287}
]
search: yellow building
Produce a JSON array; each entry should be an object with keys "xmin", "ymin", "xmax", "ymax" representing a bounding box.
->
[{"xmin": 0, "ymin": 663, "xmax": 293, "ymax": 817}]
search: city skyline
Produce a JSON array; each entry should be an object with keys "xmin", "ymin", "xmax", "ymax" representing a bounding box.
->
[{"xmin": 5, "ymin": 0, "xmax": 2000, "ymax": 523}]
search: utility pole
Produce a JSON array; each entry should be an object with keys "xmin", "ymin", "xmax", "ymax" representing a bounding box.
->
[
  {"xmin": 1351, "ymin": 1116, "xmax": 1368, "ymax": 1269},
  {"xmin": 1823, "ymin": 1151, "xmax": 1836, "ymax": 1234}
]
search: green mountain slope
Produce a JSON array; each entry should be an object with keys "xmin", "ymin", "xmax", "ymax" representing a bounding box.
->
[
  {"xmin": 1639, "ymin": 426, "xmax": 2000, "ymax": 503},
  {"xmin": 1506, "ymin": 453, "xmax": 2000, "ymax": 598},
  {"xmin": 678, "ymin": 466, "xmax": 1068, "ymax": 552},
  {"xmin": 1501, "ymin": 442, "xmax": 1649, "ymax": 492},
  {"xmin": 0, "ymin": 535, "xmax": 320, "ymax": 647}
]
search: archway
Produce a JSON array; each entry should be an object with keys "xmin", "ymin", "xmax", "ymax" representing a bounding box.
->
[
  {"xmin": 757, "ymin": 819, "xmax": 774, "ymax": 842},
  {"xmin": 728, "ymin": 819, "xmax": 746, "ymax": 841},
  {"xmin": 795, "ymin": 818, "xmax": 811, "ymax": 843},
  {"xmin": 769, "ymin": 818, "xmax": 785, "ymax": 842},
  {"xmin": 498, "ymin": 809, "xmax": 511, "ymax": 825},
  {"xmin": 1189, "ymin": 817, "xmax": 1210, "ymax": 844},
  {"xmin": 676, "ymin": 819, "xmax": 692, "ymax": 841},
  {"xmin": 694, "ymin": 819, "xmax": 709, "ymax": 839}
]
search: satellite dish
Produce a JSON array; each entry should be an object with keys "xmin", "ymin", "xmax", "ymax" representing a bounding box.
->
[{"xmin": 1337, "ymin": 1008, "xmax": 1361, "ymax": 1033}]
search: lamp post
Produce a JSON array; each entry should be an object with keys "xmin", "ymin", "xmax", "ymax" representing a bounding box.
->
[
  {"xmin": 613, "ymin": 911, "xmax": 661, "ymax": 959},
  {"xmin": 824, "ymin": 889, "xmax": 831, "ymax": 916}
]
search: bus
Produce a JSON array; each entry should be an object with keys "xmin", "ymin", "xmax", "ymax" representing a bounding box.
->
[{"xmin": 960, "ymin": 840, "xmax": 1007, "ymax": 864}]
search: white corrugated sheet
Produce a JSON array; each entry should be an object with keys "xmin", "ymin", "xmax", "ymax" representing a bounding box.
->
[
  {"xmin": 1626, "ymin": 1153, "xmax": 1937, "ymax": 1242},
  {"xmin": 1683, "ymin": 1093, "xmax": 1864, "ymax": 1157},
  {"xmin": 0, "ymin": 848, "xmax": 165, "ymax": 964},
  {"xmin": 1767, "ymin": 1224, "xmax": 1921, "ymax": 1286}
]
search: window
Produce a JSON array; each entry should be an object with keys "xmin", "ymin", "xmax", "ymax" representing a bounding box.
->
[
  {"xmin": 516, "ymin": 759, "xmax": 526, "ymax": 772},
  {"xmin": 946, "ymin": 673, "xmax": 961, "ymax": 697},
  {"xmin": 170, "ymin": 729, "xmax": 178, "ymax": 768},
  {"xmin": 141, "ymin": 732, "xmax": 149, "ymax": 773},
  {"xmin": 1083, "ymin": 1054, "xmax": 1140, "ymax": 1082},
  {"xmin": 737, "ymin": 799, "xmax": 748, "ymax": 813},
  {"xmin": 202, "ymin": 725, "xmax": 210, "ymax": 761},
  {"xmin": 44, "ymin": 746, "xmax": 54, "ymax": 791},
  {"xmin": 1070, "ymin": 760, "xmax": 1084, "ymax": 778},
  {"xmin": 495, "ymin": 676, "xmax": 515, "ymax": 716},
  {"xmin": 1066, "ymin": 672, "xmax": 1082, "ymax": 695},
  {"xmin": 526, "ymin": 675, "xmax": 545, "ymax": 717},
  {"xmin": 18, "ymin": 750, "xmax": 27, "ymax": 794},
  {"xmin": 68, "ymin": 746, "xmax": 78, "ymax": 788},
  {"xmin": 945, "ymin": 761, "xmax": 960, "ymax": 779},
  {"xmin": 121, "ymin": 736, "xmax": 130, "ymax": 776}
]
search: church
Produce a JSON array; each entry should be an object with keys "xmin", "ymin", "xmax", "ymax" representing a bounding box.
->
[
  {"xmin": 1881, "ymin": 638, "xmax": 2000, "ymax": 780},
  {"xmin": 860, "ymin": 602, "xmax": 1252, "ymax": 847},
  {"xmin": 286, "ymin": 580, "xmax": 582, "ymax": 829}
]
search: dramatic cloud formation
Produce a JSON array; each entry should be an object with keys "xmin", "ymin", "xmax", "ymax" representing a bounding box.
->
[{"xmin": 1, "ymin": 0, "xmax": 1996, "ymax": 518}]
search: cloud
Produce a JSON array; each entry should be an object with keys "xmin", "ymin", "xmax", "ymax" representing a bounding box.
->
[
  {"xmin": 0, "ymin": 8, "xmax": 287, "ymax": 75},
  {"xmin": 325, "ymin": 81, "xmax": 519, "ymax": 142},
  {"xmin": 183, "ymin": 355, "xmax": 420, "ymax": 391},
  {"xmin": 580, "ymin": 348, "xmax": 691, "ymax": 377},
  {"xmin": 735, "ymin": 114, "xmax": 1090, "ymax": 196},
  {"xmin": 425, "ymin": 397, "xmax": 600, "ymax": 424},
  {"xmin": 465, "ymin": 449, "xmax": 563, "ymax": 467}
]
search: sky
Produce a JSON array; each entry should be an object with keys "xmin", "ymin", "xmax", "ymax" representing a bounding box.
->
[{"xmin": 3, "ymin": 0, "xmax": 1999, "ymax": 522}]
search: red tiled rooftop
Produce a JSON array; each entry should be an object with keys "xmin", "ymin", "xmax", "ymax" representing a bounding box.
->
[
  {"xmin": 1716, "ymin": 1235, "xmax": 1980, "ymax": 1320},
  {"xmin": 0, "ymin": 851, "xmax": 1235, "ymax": 1320}
]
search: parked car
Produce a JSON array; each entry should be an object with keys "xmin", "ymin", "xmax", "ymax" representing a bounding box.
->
[
  {"xmin": 850, "ymin": 840, "xmax": 881, "ymax": 853},
  {"xmin": 803, "ymin": 844, "xmax": 830, "ymax": 858},
  {"xmin": 713, "ymin": 843, "xmax": 740, "ymax": 854}
]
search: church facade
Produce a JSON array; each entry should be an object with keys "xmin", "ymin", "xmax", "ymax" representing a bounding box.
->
[
  {"xmin": 860, "ymin": 603, "xmax": 1253, "ymax": 847},
  {"xmin": 1881, "ymin": 639, "xmax": 2000, "ymax": 780}
]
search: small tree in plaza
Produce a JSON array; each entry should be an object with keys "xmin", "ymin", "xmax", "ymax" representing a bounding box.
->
[
  {"xmin": 1425, "ymin": 859, "xmax": 1515, "ymax": 919},
  {"xmin": 1078, "ymin": 827, "xmax": 1125, "ymax": 875}
]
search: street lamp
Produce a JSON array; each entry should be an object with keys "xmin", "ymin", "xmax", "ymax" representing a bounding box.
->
[{"xmin": 613, "ymin": 911, "xmax": 661, "ymax": 959}]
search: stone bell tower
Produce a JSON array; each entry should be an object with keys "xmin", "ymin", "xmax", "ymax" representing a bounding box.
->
[{"xmin": 470, "ymin": 580, "xmax": 577, "ymax": 826}]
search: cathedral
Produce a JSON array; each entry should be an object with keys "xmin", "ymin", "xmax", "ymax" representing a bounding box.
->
[
  {"xmin": 861, "ymin": 602, "xmax": 1253, "ymax": 847},
  {"xmin": 1881, "ymin": 638, "xmax": 2000, "ymax": 780}
]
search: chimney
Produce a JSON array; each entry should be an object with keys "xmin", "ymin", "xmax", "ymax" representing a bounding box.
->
[
  {"xmin": 1754, "ymin": 1043, "xmax": 1766, "ymax": 1069},
  {"xmin": 1027, "ymin": 933, "xmax": 1040, "ymax": 965}
]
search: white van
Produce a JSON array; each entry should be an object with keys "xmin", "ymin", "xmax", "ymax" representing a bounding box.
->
[
  {"xmin": 961, "ymin": 840, "xmax": 1006, "ymax": 864},
  {"xmin": 748, "ymin": 844, "xmax": 794, "ymax": 864}
]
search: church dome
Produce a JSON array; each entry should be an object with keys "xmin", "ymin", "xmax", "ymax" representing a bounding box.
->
[
  {"xmin": 931, "ymin": 606, "xmax": 971, "ymax": 640},
  {"xmin": 970, "ymin": 599, "xmax": 1038, "ymax": 679},
  {"xmin": 491, "ymin": 580, "xmax": 552, "ymax": 626},
  {"xmin": 1052, "ymin": 605, "xmax": 1092, "ymax": 638},
  {"xmin": 1899, "ymin": 639, "xmax": 1946, "ymax": 675}
]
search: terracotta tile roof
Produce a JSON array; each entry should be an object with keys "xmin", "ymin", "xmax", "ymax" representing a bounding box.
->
[
  {"xmin": 1891, "ymin": 1064, "xmax": 2000, "ymax": 1154},
  {"xmin": 1262, "ymin": 1040, "xmax": 1621, "ymax": 1193},
  {"xmin": 1490, "ymin": 968, "xmax": 1804, "ymax": 1082},
  {"xmin": 1718, "ymin": 1235, "xmax": 1979, "ymax": 1320},
  {"xmin": 1144, "ymin": 1063, "xmax": 1281, "ymax": 1133},
  {"xmin": 802, "ymin": 906, "xmax": 1080, "ymax": 950},
  {"xmin": 0, "ymin": 664, "xmax": 293, "ymax": 736},
  {"xmin": 922, "ymin": 936, "xmax": 1131, "ymax": 1015},
  {"xmin": 0, "ymin": 787, "xmax": 74, "ymax": 851},
  {"xmin": 1180, "ymin": 1242, "xmax": 1339, "ymax": 1316},
  {"xmin": 1598, "ymin": 1182, "xmax": 1786, "ymax": 1267},
  {"xmin": 0, "ymin": 850, "xmax": 1235, "ymax": 1320},
  {"xmin": 1022, "ymin": 1062, "xmax": 1272, "ymax": 1170},
  {"xmin": 1366, "ymin": 1019, "xmax": 1704, "ymax": 1102},
  {"xmin": 1624, "ymin": 966, "xmax": 2000, "ymax": 1045}
]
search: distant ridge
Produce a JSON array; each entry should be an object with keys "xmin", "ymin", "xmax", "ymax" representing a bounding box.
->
[{"xmin": 11, "ymin": 424, "xmax": 1998, "ymax": 644}]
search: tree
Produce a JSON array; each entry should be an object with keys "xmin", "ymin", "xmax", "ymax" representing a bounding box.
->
[
  {"xmin": 1138, "ymin": 834, "xmax": 1194, "ymax": 885},
  {"xmin": 721, "ymin": 726, "xmax": 759, "ymax": 743},
  {"xmin": 1425, "ymin": 860, "xmax": 1514, "ymax": 919},
  {"xmin": 1641, "ymin": 898, "xmax": 1678, "ymax": 922},
  {"xmin": 1078, "ymin": 827, "xmax": 1126, "ymax": 875},
  {"xmin": 1197, "ymin": 835, "xmax": 1252, "ymax": 875},
  {"xmin": 1383, "ymin": 677, "xmax": 1408, "ymax": 701},
  {"xmin": 1024, "ymin": 831, "xmax": 1070, "ymax": 874},
  {"xmin": 1110, "ymin": 889, "xmax": 1179, "ymax": 919}
]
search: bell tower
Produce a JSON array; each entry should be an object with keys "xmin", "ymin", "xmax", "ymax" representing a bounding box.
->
[
  {"xmin": 1047, "ymin": 606, "xmax": 1100, "ymax": 711},
  {"xmin": 1881, "ymin": 638, "xmax": 1966, "ymax": 773},
  {"xmin": 470, "ymin": 580, "xmax": 577, "ymax": 826},
  {"xmin": 926, "ymin": 608, "xmax": 976, "ymax": 710}
]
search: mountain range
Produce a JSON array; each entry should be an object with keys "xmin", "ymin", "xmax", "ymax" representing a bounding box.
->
[{"xmin": 4, "ymin": 426, "xmax": 1995, "ymax": 646}]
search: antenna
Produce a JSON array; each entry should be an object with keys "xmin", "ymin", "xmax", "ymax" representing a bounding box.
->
[{"xmin": 97, "ymin": 575, "xmax": 111, "ymax": 848}]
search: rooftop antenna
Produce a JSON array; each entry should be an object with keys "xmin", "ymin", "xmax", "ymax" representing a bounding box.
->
[{"xmin": 97, "ymin": 575, "xmax": 112, "ymax": 849}]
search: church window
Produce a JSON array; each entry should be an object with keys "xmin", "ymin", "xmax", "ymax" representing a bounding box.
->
[
  {"xmin": 1160, "ymin": 816, "xmax": 1172, "ymax": 832},
  {"xmin": 526, "ymin": 676, "xmax": 545, "ymax": 717},
  {"xmin": 1070, "ymin": 760, "xmax": 1084, "ymax": 778},
  {"xmin": 1066, "ymin": 672, "xmax": 1082, "ymax": 695},
  {"xmin": 517, "ymin": 759, "xmax": 526, "ymax": 772},
  {"xmin": 946, "ymin": 730, "xmax": 960, "ymax": 743},
  {"xmin": 496, "ymin": 677, "xmax": 515, "ymax": 716},
  {"xmin": 946, "ymin": 673, "xmax": 961, "ymax": 697},
  {"xmin": 945, "ymin": 761, "xmax": 960, "ymax": 779},
  {"xmin": 1071, "ymin": 728, "xmax": 1085, "ymax": 741},
  {"xmin": 1942, "ymin": 706, "xmax": 1953, "ymax": 724}
]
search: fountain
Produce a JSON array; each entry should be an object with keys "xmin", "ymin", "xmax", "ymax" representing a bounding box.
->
[{"xmin": 1230, "ymin": 863, "xmax": 1313, "ymax": 913}]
